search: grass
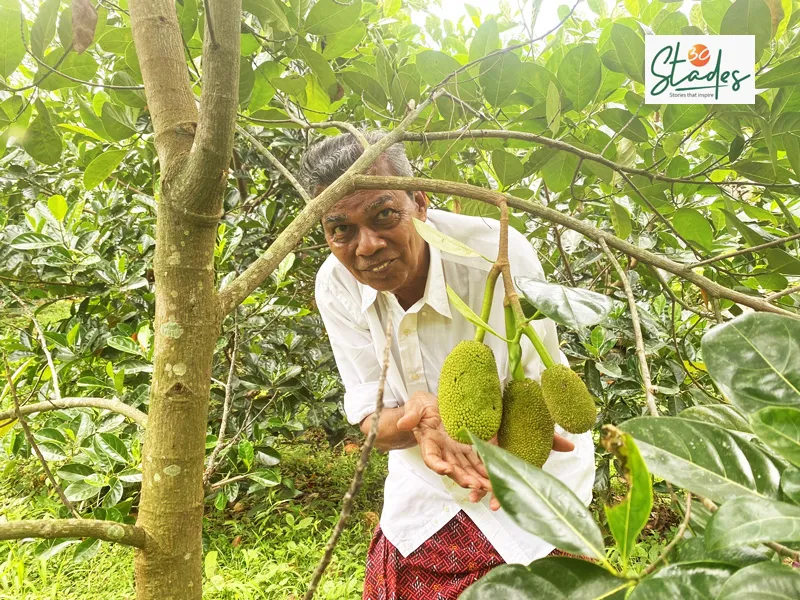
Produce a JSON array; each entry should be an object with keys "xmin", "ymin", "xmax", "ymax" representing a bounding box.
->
[{"xmin": 0, "ymin": 436, "xmax": 388, "ymax": 600}]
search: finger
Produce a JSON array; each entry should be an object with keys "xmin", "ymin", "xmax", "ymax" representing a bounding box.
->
[
  {"xmin": 444, "ymin": 449, "xmax": 476, "ymax": 488},
  {"xmin": 469, "ymin": 488, "xmax": 488, "ymax": 503},
  {"xmin": 552, "ymin": 434, "xmax": 575, "ymax": 453},
  {"xmin": 465, "ymin": 449, "xmax": 489, "ymax": 480},
  {"xmin": 420, "ymin": 436, "xmax": 451, "ymax": 475},
  {"xmin": 396, "ymin": 408, "xmax": 421, "ymax": 431},
  {"xmin": 489, "ymin": 495, "xmax": 502, "ymax": 511}
]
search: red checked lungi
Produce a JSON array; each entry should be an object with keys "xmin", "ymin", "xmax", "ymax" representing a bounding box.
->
[{"xmin": 362, "ymin": 510, "xmax": 504, "ymax": 600}]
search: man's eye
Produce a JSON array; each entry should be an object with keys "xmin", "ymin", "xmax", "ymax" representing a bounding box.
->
[
  {"xmin": 333, "ymin": 224, "xmax": 350, "ymax": 236},
  {"xmin": 377, "ymin": 208, "xmax": 395, "ymax": 219}
]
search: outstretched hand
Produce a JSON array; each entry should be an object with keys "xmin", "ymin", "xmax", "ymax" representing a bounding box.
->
[{"xmin": 396, "ymin": 391, "xmax": 575, "ymax": 512}]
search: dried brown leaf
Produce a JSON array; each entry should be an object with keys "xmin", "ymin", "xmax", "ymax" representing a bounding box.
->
[{"xmin": 71, "ymin": 0, "xmax": 98, "ymax": 54}]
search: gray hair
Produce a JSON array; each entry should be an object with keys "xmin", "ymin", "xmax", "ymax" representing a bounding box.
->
[{"xmin": 298, "ymin": 130, "xmax": 414, "ymax": 198}]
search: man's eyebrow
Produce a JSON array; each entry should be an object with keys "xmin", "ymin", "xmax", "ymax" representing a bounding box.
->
[
  {"xmin": 324, "ymin": 213, "xmax": 348, "ymax": 224},
  {"xmin": 363, "ymin": 194, "xmax": 395, "ymax": 213}
]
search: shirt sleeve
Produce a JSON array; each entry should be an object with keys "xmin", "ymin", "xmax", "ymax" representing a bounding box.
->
[
  {"xmin": 506, "ymin": 227, "xmax": 570, "ymax": 380},
  {"xmin": 315, "ymin": 269, "xmax": 398, "ymax": 426}
]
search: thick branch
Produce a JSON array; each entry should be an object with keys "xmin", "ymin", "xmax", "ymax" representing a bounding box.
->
[
  {"xmin": 350, "ymin": 175, "xmax": 799, "ymax": 319},
  {"xmin": 0, "ymin": 397, "xmax": 148, "ymax": 428},
  {"xmin": 400, "ymin": 130, "xmax": 800, "ymax": 190},
  {"xmin": 186, "ymin": 0, "xmax": 242, "ymax": 210},
  {"xmin": 600, "ymin": 241, "xmax": 659, "ymax": 417},
  {"xmin": 217, "ymin": 91, "xmax": 444, "ymax": 315},
  {"xmin": 0, "ymin": 519, "xmax": 147, "ymax": 548}
]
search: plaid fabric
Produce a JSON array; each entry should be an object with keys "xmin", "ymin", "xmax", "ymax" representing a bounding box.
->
[{"xmin": 362, "ymin": 510, "xmax": 504, "ymax": 600}]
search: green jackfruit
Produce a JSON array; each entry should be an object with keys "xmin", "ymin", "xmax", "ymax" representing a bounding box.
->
[
  {"xmin": 498, "ymin": 379, "xmax": 554, "ymax": 467},
  {"xmin": 438, "ymin": 340, "xmax": 503, "ymax": 444},
  {"xmin": 541, "ymin": 364, "xmax": 597, "ymax": 434}
]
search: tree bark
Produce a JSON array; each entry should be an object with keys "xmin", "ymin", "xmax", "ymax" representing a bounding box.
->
[
  {"xmin": 129, "ymin": 1, "xmax": 240, "ymax": 598},
  {"xmin": 0, "ymin": 519, "xmax": 147, "ymax": 548}
]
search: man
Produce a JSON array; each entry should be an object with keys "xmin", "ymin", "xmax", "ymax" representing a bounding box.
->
[{"xmin": 302, "ymin": 131, "xmax": 594, "ymax": 599}]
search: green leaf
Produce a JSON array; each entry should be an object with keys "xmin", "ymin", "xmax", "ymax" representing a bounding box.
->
[
  {"xmin": 471, "ymin": 436, "xmax": 607, "ymax": 560},
  {"xmin": 717, "ymin": 561, "xmax": 800, "ymax": 600},
  {"xmin": 461, "ymin": 558, "xmax": 630, "ymax": 600},
  {"xmin": 416, "ymin": 50, "xmax": 479, "ymax": 101},
  {"xmin": 629, "ymin": 563, "xmax": 737, "ymax": 600},
  {"xmin": 47, "ymin": 194, "xmax": 68, "ymax": 221},
  {"xmin": 322, "ymin": 21, "xmax": 365, "ymax": 59},
  {"xmin": 545, "ymin": 81, "xmax": 561, "ymax": 134},
  {"xmin": 702, "ymin": 0, "xmax": 732, "ymax": 34},
  {"xmin": 672, "ymin": 208, "xmax": 714, "ymax": 250},
  {"xmin": 610, "ymin": 23, "xmax": 645, "ymax": 83},
  {"xmin": 72, "ymin": 538, "xmax": 102, "ymax": 564},
  {"xmin": 100, "ymin": 103, "xmax": 135, "ymax": 141},
  {"xmin": 541, "ymin": 151, "xmax": 579, "ymax": 193},
  {"xmin": 22, "ymin": 102, "xmax": 63, "ymax": 165},
  {"xmin": 491, "ymin": 149, "xmax": 523, "ymax": 187},
  {"xmin": 9, "ymin": 232, "xmax": 59, "ymax": 250},
  {"xmin": 238, "ymin": 439, "xmax": 255, "ymax": 469},
  {"xmin": 598, "ymin": 108, "xmax": 649, "ymax": 143},
  {"xmin": 64, "ymin": 481, "xmax": 101, "ymax": 502},
  {"xmin": 706, "ymin": 496, "xmax": 800, "ymax": 550},
  {"xmin": 720, "ymin": 0, "xmax": 772, "ymax": 56},
  {"xmin": 702, "ymin": 313, "xmax": 800, "ymax": 414},
  {"xmin": 756, "ymin": 56, "xmax": 800, "ymax": 88},
  {"xmin": 610, "ymin": 200, "xmax": 633, "ymax": 239},
  {"xmin": 296, "ymin": 45, "xmax": 337, "ymax": 96},
  {"xmin": 37, "ymin": 51, "xmax": 99, "ymax": 91},
  {"xmin": 176, "ymin": 0, "xmax": 197, "ymax": 39},
  {"xmin": 412, "ymin": 218, "xmax": 490, "ymax": 261},
  {"xmin": 621, "ymin": 417, "xmax": 784, "ymax": 504},
  {"xmin": 106, "ymin": 335, "xmax": 144, "ymax": 357},
  {"xmin": 83, "ymin": 150, "xmax": 126, "ymax": 190},
  {"xmin": 468, "ymin": 18, "xmax": 500, "ymax": 63},
  {"xmin": 248, "ymin": 470, "xmax": 281, "ymax": 488},
  {"xmin": 96, "ymin": 433, "xmax": 131, "ymax": 464},
  {"xmin": 479, "ymin": 52, "xmax": 520, "ymax": 106},
  {"xmin": 96, "ymin": 26, "xmax": 131, "ymax": 54},
  {"xmin": 445, "ymin": 285, "xmax": 509, "ymax": 342},
  {"xmin": 679, "ymin": 404, "xmax": 753, "ymax": 433},
  {"xmin": 782, "ymin": 468, "xmax": 800, "ymax": 503},
  {"xmin": 247, "ymin": 0, "xmax": 290, "ymax": 31},
  {"xmin": 557, "ymin": 44, "xmax": 602, "ymax": 112},
  {"xmin": 305, "ymin": 0, "xmax": 361, "ymax": 36},
  {"xmin": 784, "ymin": 133, "xmax": 800, "ymax": 179},
  {"xmin": 664, "ymin": 104, "xmax": 706, "ymax": 132},
  {"xmin": 31, "ymin": 0, "xmax": 60, "ymax": 59},
  {"xmin": 0, "ymin": 0, "xmax": 25, "ymax": 77},
  {"xmin": 750, "ymin": 406, "xmax": 800, "ymax": 467},
  {"xmin": 604, "ymin": 434, "xmax": 653, "ymax": 566},
  {"xmin": 516, "ymin": 277, "xmax": 615, "ymax": 329}
]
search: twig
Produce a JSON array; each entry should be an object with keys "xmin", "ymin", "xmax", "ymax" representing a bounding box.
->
[
  {"xmin": 203, "ymin": 320, "xmax": 239, "ymax": 486},
  {"xmin": 600, "ymin": 240, "xmax": 659, "ymax": 417},
  {"xmin": 700, "ymin": 497, "xmax": 800, "ymax": 562},
  {"xmin": 303, "ymin": 320, "xmax": 393, "ymax": 600},
  {"xmin": 202, "ymin": 0, "xmax": 218, "ymax": 47},
  {"xmin": 766, "ymin": 285, "xmax": 800, "ymax": 302},
  {"xmin": 0, "ymin": 397, "xmax": 148, "ymax": 428},
  {"xmin": 690, "ymin": 232, "xmax": 800, "ymax": 267},
  {"xmin": 3, "ymin": 356, "xmax": 79, "ymax": 519},
  {"xmin": 0, "ymin": 519, "xmax": 146, "ymax": 548},
  {"xmin": 554, "ymin": 226, "xmax": 577, "ymax": 286},
  {"xmin": 641, "ymin": 493, "xmax": 692, "ymax": 576},
  {"xmin": 647, "ymin": 266, "xmax": 715, "ymax": 320}
]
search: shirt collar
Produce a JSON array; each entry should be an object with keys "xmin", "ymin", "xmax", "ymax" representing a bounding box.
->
[{"xmin": 358, "ymin": 222, "xmax": 452, "ymax": 319}]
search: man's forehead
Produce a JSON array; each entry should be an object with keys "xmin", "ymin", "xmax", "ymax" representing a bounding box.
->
[{"xmin": 323, "ymin": 190, "xmax": 401, "ymax": 220}]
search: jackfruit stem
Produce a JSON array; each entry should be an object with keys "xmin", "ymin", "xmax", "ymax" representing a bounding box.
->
[
  {"xmin": 505, "ymin": 305, "xmax": 525, "ymax": 380},
  {"xmin": 523, "ymin": 324, "xmax": 555, "ymax": 370},
  {"xmin": 474, "ymin": 265, "xmax": 501, "ymax": 343}
]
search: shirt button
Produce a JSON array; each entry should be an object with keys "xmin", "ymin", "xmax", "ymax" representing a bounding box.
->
[
  {"xmin": 402, "ymin": 328, "xmax": 411, "ymax": 336},
  {"xmin": 421, "ymin": 310, "xmax": 429, "ymax": 317}
]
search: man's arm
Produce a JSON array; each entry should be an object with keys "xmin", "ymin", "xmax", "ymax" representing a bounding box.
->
[{"xmin": 359, "ymin": 406, "xmax": 416, "ymax": 452}]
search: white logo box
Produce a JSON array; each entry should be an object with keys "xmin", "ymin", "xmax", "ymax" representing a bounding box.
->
[{"xmin": 645, "ymin": 35, "xmax": 755, "ymax": 105}]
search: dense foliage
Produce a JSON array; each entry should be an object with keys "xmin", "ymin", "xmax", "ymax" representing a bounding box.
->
[{"xmin": 0, "ymin": 0, "xmax": 799, "ymax": 597}]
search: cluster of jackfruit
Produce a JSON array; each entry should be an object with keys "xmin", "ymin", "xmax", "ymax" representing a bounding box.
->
[
  {"xmin": 438, "ymin": 340, "xmax": 503, "ymax": 444},
  {"xmin": 438, "ymin": 341, "xmax": 597, "ymax": 467}
]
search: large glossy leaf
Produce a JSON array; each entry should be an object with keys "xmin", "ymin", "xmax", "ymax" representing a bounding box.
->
[
  {"xmin": 679, "ymin": 404, "xmax": 753, "ymax": 434},
  {"xmin": 0, "ymin": 0, "xmax": 25, "ymax": 77},
  {"xmin": 468, "ymin": 18, "xmax": 500, "ymax": 63},
  {"xmin": 663, "ymin": 104, "xmax": 706, "ymax": 132},
  {"xmin": 702, "ymin": 313, "xmax": 800, "ymax": 414},
  {"xmin": 516, "ymin": 277, "xmax": 615, "ymax": 329},
  {"xmin": 445, "ymin": 285, "xmax": 509, "ymax": 342},
  {"xmin": 413, "ymin": 218, "xmax": 490, "ymax": 261},
  {"xmin": 304, "ymin": 0, "xmax": 361, "ymax": 35},
  {"xmin": 756, "ymin": 56, "xmax": 800, "ymax": 88},
  {"xmin": 750, "ymin": 406, "xmax": 800, "ymax": 467},
  {"xmin": 604, "ymin": 433, "xmax": 653, "ymax": 565},
  {"xmin": 83, "ymin": 150, "xmax": 127, "ymax": 190},
  {"xmin": 706, "ymin": 496, "xmax": 800, "ymax": 550},
  {"xmin": 557, "ymin": 44, "xmax": 602, "ymax": 112},
  {"xmin": 461, "ymin": 558, "xmax": 631, "ymax": 600},
  {"xmin": 782, "ymin": 468, "xmax": 800, "ymax": 504},
  {"xmin": 472, "ymin": 437, "xmax": 607, "ymax": 560},
  {"xmin": 22, "ymin": 101, "xmax": 63, "ymax": 165},
  {"xmin": 717, "ymin": 561, "xmax": 800, "ymax": 600},
  {"xmin": 480, "ymin": 52, "xmax": 521, "ymax": 106},
  {"xmin": 491, "ymin": 149, "xmax": 524, "ymax": 187},
  {"xmin": 541, "ymin": 151, "xmax": 580, "ymax": 192},
  {"xmin": 629, "ymin": 563, "xmax": 736, "ymax": 600},
  {"xmin": 598, "ymin": 108, "xmax": 649, "ymax": 142},
  {"xmin": 610, "ymin": 23, "xmax": 644, "ymax": 83},
  {"xmin": 621, "ymin": 417, "xmax": 784, "ymax": 503},
  {"xmin": 672, "ymin": 208, "xmax": 714, "ymax": 251},
  {"xmin": 720, "ymin": 0, "xmax": 773, "ymax": 56}
]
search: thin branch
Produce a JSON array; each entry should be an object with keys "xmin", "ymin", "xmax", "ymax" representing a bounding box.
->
[
  {"xmin": 237, "ymin": 126, "xmax": 312, "ymax": 203},
  {"xmin": 0, "ymin": 397, "xmax": 148, "ymax": 429},
  {"xmin": 0, "ymin": 519, "xmax": 147, "ymax": 548},
  {"xmin": 303, "ymin": 320, "xmax": 392, "ymax": 600},
  {"xmin": 690, "ymin": 232, "xmax": 800, "ymax": 267},
  {"xmin": 203, "ymin": 321, "xmax": 239, "ymax": 486},
  {"xmin": 3, "ymin": 356, "xmax": 79, "ymax": 519},
  {"xmin": 641, "ymin": 493, "xmax": 692, "ymax": 577},
  {"xmin": 351, "ymin": 175, "xmax": 800, "ymax": 319},
  {"xmin": 218, "ymin": 90, "xmax": 445, "ymax": 315},
  {"xmin": 202, "ymin": 0, "xmax": 218, "ymax": 47},
  {"xmin": 766, "ymin": 285, "xmax": 800, "ymax": 302},
  {"xmin": 600, "ymin": 240, "xmax": 659, "ymax": 417}
]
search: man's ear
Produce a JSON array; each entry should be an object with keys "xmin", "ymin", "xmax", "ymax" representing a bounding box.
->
[{"xmin": 413, "ymin": 191, "xmax": 429, "ymax": 220}]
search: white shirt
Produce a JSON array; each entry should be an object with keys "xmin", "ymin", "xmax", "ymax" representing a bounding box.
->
[{"xmin": 314, "ymin": 209, "xmax": 594, "ymax": 563}]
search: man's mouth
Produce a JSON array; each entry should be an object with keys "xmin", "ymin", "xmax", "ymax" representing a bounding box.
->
[{"xmin": 364, "ymin": 258, "xmax": 395, "ymax": 273}]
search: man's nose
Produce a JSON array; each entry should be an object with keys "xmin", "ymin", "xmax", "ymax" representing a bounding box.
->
[{"xmin": 356, "ymin": 228, "xmax": 387, "ymax": 257}]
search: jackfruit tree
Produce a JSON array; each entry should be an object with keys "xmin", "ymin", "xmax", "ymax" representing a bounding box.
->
[{"xmin": 0, "ymin": 0, "xmax": 799, "ymax": 598}]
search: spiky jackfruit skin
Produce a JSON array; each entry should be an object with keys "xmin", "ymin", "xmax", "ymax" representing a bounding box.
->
[
  {"xmin": 438, "ymin": 340, "xmax": 503, "ymax": 444},
  {"xmin": 498, "ymin": 379, "xmax": 554, "ymax": 467},
  {"xmin": 541, "ymin": 364, "xmax": 597, "ymax": 434}
]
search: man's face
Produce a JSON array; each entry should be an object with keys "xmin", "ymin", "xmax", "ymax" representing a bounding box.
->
[{"xmin": 321, "ymin": 168, "xmax": 428, "ymax": 294}]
